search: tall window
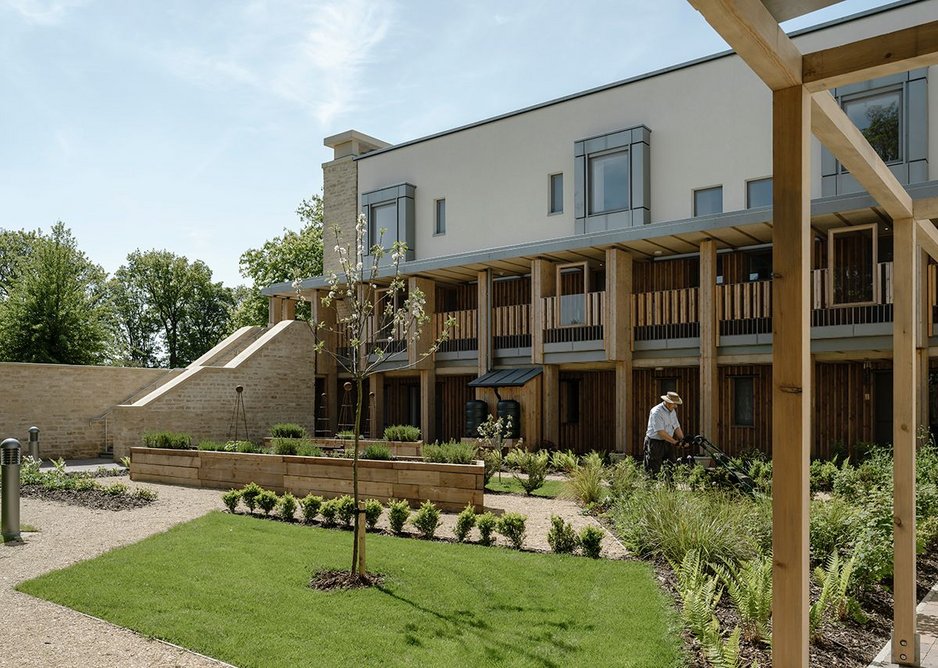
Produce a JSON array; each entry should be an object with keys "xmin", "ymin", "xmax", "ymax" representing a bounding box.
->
[
  {"xmin": 549, "ymin": 173, "xmax": 564, "ymax": 214},
  {"xmin": 370, "ymin": 202, "xmax": 399, "ymax": 249},
  {"xmin": 747, "ymin": 250, "xmax": 772, "ymax": 282},
  {"xmin": 557, "ymin": 263, "xmax": 587, "ymax": 326},
  {"xmin": 434, "ymin": 199, "xmax": 446, "ymax": 235},
  {"xmin": 694, "ymin": 186, "xmax": 723, "ymax": 217},
  {"xmin": 746, "ymin": 178, "xmax": 772, "ymax": 209},
  {"xmin": 561, "ymin": 379, "xmax": 580, "ymax": 424},
  {"xmin": 589, "ymin": 151, "xmax": 630, "ymax": 215},
  {"xmin": 733, "ymin": 376, "xmax": 754, "ymax": 427},
  {"xmin": 829, "ymin": 225, "xmax": 877, "ymax": 305},
  {"xmin": 843, "ymin": 90, "xmax": 901, "ymax": 163}
]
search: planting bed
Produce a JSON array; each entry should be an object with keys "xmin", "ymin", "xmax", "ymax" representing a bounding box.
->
[
  {"xmin": 20, "ymin": 485, "xmax": 155, "ymax": 512},
  {"xmin": 130, "ymin": 447, "xmax": 483, "ymax": 511}
]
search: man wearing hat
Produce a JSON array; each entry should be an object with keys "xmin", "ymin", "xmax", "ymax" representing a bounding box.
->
[{"xmin": 644, "ymin": 391, "xmax": 685, "ymax": 476}]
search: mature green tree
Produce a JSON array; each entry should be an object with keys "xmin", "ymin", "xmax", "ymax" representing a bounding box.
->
[
  {"xmin": 117, "ymin": 250, "xmax": 233, "ymax": 367},
  {"xmin": 0, "ymin": 223, "xmax": 112, "ymax": 364},
  {"xmin": 0, "ymin": 228, "xmax": 39, "ymax": 299},
  {"xmin": 108, "ymin": 275, "xmax": 159, "ymax": 367},
  {"xmin": 232, "ymin": 194, "xmax": 324, "ymax": 328}
]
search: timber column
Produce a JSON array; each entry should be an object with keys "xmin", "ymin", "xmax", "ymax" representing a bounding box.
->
[
  {"xmin": 410, "ymin": 276, "xmax": 437, "ymax": 444},
  {"xmin": 771, "ymin": 84, "xmax": 811, "ymax": 667},
  {"xmin": 893, "ymin": 217, "xmax": 920, "ymax": 666},
  {"xmin": 532, "ymin": 259, "xmax": 558, "ymax": 445},
  {"xmin": 478, "ymin": 269, "xmax": 493, "ymax": 376},
  {"xmin": 604, "ymin": 247, "xmax": 633, "ymax": 454},
  {"xmin": 699, "ymin": 240, "xmax": 718, "ymax": 441},
  {"xmin": 311, "ymin": 289, "xmax": 338, "ymax": 435}
]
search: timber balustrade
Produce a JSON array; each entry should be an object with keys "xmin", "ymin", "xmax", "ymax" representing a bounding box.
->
[
  {"xmin": 543, "ymin": 291, "xmax": 604, "ymax": 343},
  {"xmin": 493, "ymin": 303, "xmax": 530, "ymax": 349},
  {"xmin": 631, "ymin": 287, "xmax": 700, "ymax": 341},
  {"xmin": 432, "ymin": 309, "xmax": 478, "ymax": 352}
]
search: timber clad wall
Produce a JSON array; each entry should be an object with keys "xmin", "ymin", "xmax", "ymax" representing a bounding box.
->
[
  {"xmin": 631, "ymin": 368, "xmax": 700, "ymax": 458},
  {"xmin": 0, "ymin": 363, "xmax": 175, "ymax": 459},
  {"xmin": 557, "ymin": 371, "xmax": 615, "ymax": 454},
  {"xmin": 436, "ymin": 375, "xmax": 474, "ymax": 442},
  {"xmin": 717, "ymin": 365, "xmax": 773, "ymax": 457}
]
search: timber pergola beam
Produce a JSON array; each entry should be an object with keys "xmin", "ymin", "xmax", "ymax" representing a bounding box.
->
[
  {"xmin": 916, "ymin": 219, "xmax": 938, "ymax": 264},
  {"xmin": 803, "ymin": 20, "xmax": 938, "ymax": 92}
]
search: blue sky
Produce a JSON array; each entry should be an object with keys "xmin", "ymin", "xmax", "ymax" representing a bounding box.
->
[{"xmin": 0, "ymin": 0, "xmax": 887, "ymax": 287}]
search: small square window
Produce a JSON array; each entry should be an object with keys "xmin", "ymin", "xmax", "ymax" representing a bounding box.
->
[
  {"xmin": 746, "ymin": 178, "xmax": 772, "ymax": 209},
  {"xmin": 434, "ymin": 199, "xmax": 446, "ymax": 235},
  {"xmin": 733, "ymin": 376, "xmax": 754, "ymax": 427},
  {"xmin": 549, "ymin": 173, "xmax": 563, "ymax": 214},
  {"xmin": 694, "ymin": 186, "xmax": 723, "ymax": 217}
]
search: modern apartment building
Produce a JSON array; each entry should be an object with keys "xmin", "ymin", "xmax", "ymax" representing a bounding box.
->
[{"xmin": 265, "ymin": 0, "xmax": 938, "ymax": 459}]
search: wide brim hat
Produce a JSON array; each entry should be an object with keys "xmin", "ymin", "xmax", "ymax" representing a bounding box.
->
[{"xmin": 661, "ymin": 391, "xmax": 683, "ymax": 405}]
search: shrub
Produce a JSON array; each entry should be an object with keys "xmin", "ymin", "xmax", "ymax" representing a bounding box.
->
[
  {"xmin": 476, "ymin": 512, "xmax": 497, "ymax": 546},
  {"xmin": 256, "ymin": 490, "xmax": 278, "ymax": 516},
  {"xmin": 319, "ymin": 499, "xmax": 339, "ymax": 526},
  {"xmin": 851, "ymin": 489, "xmax": 895, "ymax": 590},
  {"xmin": 335, "ymin": 430, "xmax": 355, "ymax": 440},
  {"xmin": 580, "ymin": 451, "xmax": 605, "ymax": 470},
  {"xmin": 362, "ymin": 443, "xmax": 392, "ymax": 460},
  {"xmin": 240, "ymin": 482, "xmax": 263, "ymax": 513},
  {"xmin": 810, "ymin": 458, "xmax": 840, "ymax": 494},
  {"xmin": 919, "ymin": 515, "xmax": 938, "ymax": 553},
  {"xmin": 565, "ymin": 460, "xmax": 606, "ymax": 505},
  {"xmin": 335, "ymin": 495, "xmax": 356, "ymax": 527},
  {"xmin": 810, "ymin": 497, "xmax": 862, "ymax": 564},
  {"xmin": 611, "ymin": 487, "xmax": 763, "ymax": 567},
  {"xmin": 454, "ymin": 504, "xmax": 476, "ymax": 542},
  {"xmin": 423, "ymin": 440, "xmax": 477, "ymax": 464},
  {"xmin": 222, "ymin": 489, "xmax": 241, "ymax": 513},
  {"xmin": 133, "ymin": 488, "xmax": 158, "ymax": 501},
  {"xmin": 547, "ymin": 515, "xmax": 579, "ymax": 554},
  {"xmin": 197, "ymin": 441, "xmax": 226, "ymax": 451},
  {"xmin": 300, "ymin": 494, "xmax": 323, "ymax": 522},
  {"xmin": 480, "ymin": 448, "xmax": 502, "ymax": 484},
  {"xmin": 714, "ymin": 556, "xmax": 773, "ymax": 644},
  {"xmin": 364, "ymin": 499, "xmax": 383, "ymax": 530},
  {"xmin": 384, "ymin": 424, "xmax": 421, "ymax": 442},
  {"xmin": 411, "ymin": 500, "xmax": 442, "ymax": 539},
  {"xmin": 234, "ymin": 440, "xmax": 261, "ymax": 454},
  {"xmin": 142, "ymin": 431, "xmax": 191, "ymax": 449},
  {"xmin": 579, "ymin": 525, "xmax": 604, "ymax": 559},
  {"xmin": 387, "ymin": 499, "xmax": 411, "ymax": 534},
  {"xmin": 277, "ymin": 493, "xmax": 298, "ymax": 521},
  {"xmin": 550, "ymin": 449, "xmax": 578, "ymax": 474},
  {"xmin": 102, "ymin": 482, "xmax": 128, "ymax": 496},
  {"xmin": 606, "ymin": 457, "xmax": 646, "ymax": 499},
  {"xmin": 270, "ymin": 423, "xmax": 309, "ymax": 439},
  {"xmin": 296, "ymin": 442, "xmax": 323, "ymax": 457},
  {"xmin": 496, "ymin": 512, "xmax": 527, "ymax": 549},
  {"xmin": 271, "ymin": 438, "xmax": 298, "ymax": 455},
  {"xmin": 510, "ymin": 450, "xmax": 549, "ymax": 495}
]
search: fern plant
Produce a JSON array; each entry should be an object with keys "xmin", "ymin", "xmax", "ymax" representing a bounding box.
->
[
  {"xmin": 714, "ymin": 556, "xmax": 772, "ymax": 645},
  {"xmin": 671, "ymin": 549, "xmax": 723, "ymax": 642},
  {"xmin": 813, "ymin": 550, "xmax": 862, "ymax": 629}
]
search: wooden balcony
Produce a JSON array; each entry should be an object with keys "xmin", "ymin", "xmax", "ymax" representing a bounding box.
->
[
  {"xmin": 432, "ymin": 309, "xmax": 478, "ymax": 353},
  {"xmin": 632, "ymin": 287, "xmax": 699, "ymax": 341},
  {"xmin": 494, "ymin": 303, "xmax": 531, "ymax": 349},
  {"xmin": 543, "ymin": 291, "xmax": 604, "ymax": 343}
]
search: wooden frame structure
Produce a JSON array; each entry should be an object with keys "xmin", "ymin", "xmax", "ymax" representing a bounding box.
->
[{"xmin": 686, "ymin": 1, "xmax": 938, "ymax": 665}]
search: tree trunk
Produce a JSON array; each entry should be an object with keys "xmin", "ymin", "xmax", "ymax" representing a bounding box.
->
[{"xmin": 350, "ymin": 376, "xmax": 364, "ymax": 574}]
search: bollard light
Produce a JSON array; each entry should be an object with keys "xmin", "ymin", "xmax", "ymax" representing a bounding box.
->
[
  {"xmin": 27, "ymin": 426, "xmax": 39, "ymax": 460},
  {"xmin": 1, "ymin": 438, "xmax": 22, "ymax": 542}
]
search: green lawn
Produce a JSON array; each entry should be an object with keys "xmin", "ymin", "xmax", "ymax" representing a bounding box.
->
[
  {"xmin": 19, "ymin": 512, "xmax": 681, "ymax": 668},
  {"xmin": 485, "ymin": 476, "xmax": 566, "ymax": 498}
]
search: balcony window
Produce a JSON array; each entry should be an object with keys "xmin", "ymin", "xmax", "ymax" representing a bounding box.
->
[
  {"xmin": 829, "ymin": 225, "xmax": 878, "ymax": 306},
  {"xmin": 557, "ymin": 262, "xmax": 587, "ymax": 326},
  {"xmin": 844, "ymin": 90, "xmax": 901, "ymax": 163}
]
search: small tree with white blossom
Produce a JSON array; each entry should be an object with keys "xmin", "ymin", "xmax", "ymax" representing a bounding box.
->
[{"xmin": 300, "ymin": 214, "xmax": 453, "ymax": 576}]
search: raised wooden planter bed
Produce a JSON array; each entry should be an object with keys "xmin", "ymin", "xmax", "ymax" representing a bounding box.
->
[
  {"xmin": 130, "ymin": 447, "xmax": 482, "ymax": 511},
  {"xmin": 261, "ymin": 437, "xmax": 422, "ymax": 458}
]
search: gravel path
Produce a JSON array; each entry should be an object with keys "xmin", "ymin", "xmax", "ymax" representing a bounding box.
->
[
  {"xmin": 0, "ymin": 477, "xmax": 226, "ymax": 668},
  {"xmin": 1, "ymin": 475, "xmax": 623, "ymax": 668}
]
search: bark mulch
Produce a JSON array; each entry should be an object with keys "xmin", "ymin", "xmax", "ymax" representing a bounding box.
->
[
  {"xmin": 20, "ymin": 484, "xmax": 156, "ymax": 511},
  {"xmin": 309, "ymin": 570, "xmax": 384, "ymax": 591}
]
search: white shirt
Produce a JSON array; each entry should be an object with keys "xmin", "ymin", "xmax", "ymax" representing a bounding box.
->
[{"xmin": 645, "ymin": 402, "xmax": 681, "ymax": 440}]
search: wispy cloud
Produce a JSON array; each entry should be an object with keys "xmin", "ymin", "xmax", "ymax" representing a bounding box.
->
[
  {"xmin": 1, "ymin": 0, "xmax": 87, "ymax": 25},
  {"xmin": 149, "ymin": 0, "xmax": 395, "ymax": 127}
]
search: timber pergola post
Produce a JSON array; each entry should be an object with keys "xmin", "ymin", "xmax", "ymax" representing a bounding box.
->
[
  {"xmin": 686, "ymin": 2, "xmax": 938, "ymax": 665},
  {"xmin": 605, "ymin": 247, "xmax": 634, "ymax": 454},
  {"xmin": 410, "ymin": 276, "xmax": 437, "ymax": 444},
  {"xmin": 699, "ymin": 239, "xmax": 719, "ymax": 442}
]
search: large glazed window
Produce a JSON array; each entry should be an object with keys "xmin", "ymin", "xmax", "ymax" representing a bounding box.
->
[
  {"xmin": 822, "ymin": 70, "xmax": 927, "ymax": 196},
  {"xmin": 588, "ymin": 151, "xmax": 630, "ymax": 214},
  {"xmin": 574, "ymin": 125, "xmax": 650, "ymax": 233},
  {"xmin": 557, "ymin": 262, "xmax": 588, "ymax": 326},
  {"xmin": 843, "ymin": 90, "xmax": 901, "ymax": 163},
  {"xmin": 828, "ymin": 225, "xmax": 877, "ymax": 306},
  {"xmin": 360, "ymin": 183, "xmax": 415, "ymax": 261}
]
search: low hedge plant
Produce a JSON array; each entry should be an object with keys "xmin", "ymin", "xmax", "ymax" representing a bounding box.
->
[
  {"xmin": 411, "ymin": 500, "xmax": 442, "ymax": 539},
  {"xmin": 300, "ymin": 494, "xmax": 323, "ymax": 523},
  {"xmin": 335, "ymin": 495, "xmax": 356, "ymax": 527},
  {"xmin": 384, "ymin": 425, "xmax": 421, "ymax": 442},
  {"xmin": 364, "ymin": 499, "xmax": 383, "ymax": 529},
  {"xmin": 277, "ymin": 493, "xmax": 298, "ymax": 521},
  {"xmin": 387, "ymin": 499, "xmax": 411, "ymax": 534},
  {"xmin": 270, "ymin": 423, "xmax": 309, "ymax": 439},
  {"xmin": 423, "ymin": 440, "xmax": 476, "ymax": 464},
  {"xmin": 362, "ymin": 443, "xmax": 392, "ymax": 460},
  {"xmin": 256, "ymin": 490, "xmax": 278, "ymax": 516},
  {"xmin": 496, "ymin": 512, "xmax": 527, "ymax": 550},
  {"xmin": 579, "ymin": 525, "xmax": 604, "ymax": 559},
  {"xmin": 222, "ymin": 489, "xmax": 241, "ymax": 513},
  {"xmin": 142, "ymin": 431, "xmax": 191, "ymax": 449},
  {"xmin": 476, "ymin": 512, "xmax": 497, "ymax": 546},
  {"xmin": 547, "ymin": 515, "xmax": 579, "ymax": 554},
  {"xmin": 454, "ymin": 504, "xmax": 476, "ymax": 542}
]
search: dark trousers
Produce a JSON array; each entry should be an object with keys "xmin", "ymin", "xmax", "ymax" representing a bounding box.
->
[{"xmin": 644, "ymin": 437, "xmax": 673, "ymax": 476}]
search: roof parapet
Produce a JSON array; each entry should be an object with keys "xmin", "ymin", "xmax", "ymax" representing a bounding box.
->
[{"xmin": 323, "ymin": 130, "xmax": 390, "ymax": 160}]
